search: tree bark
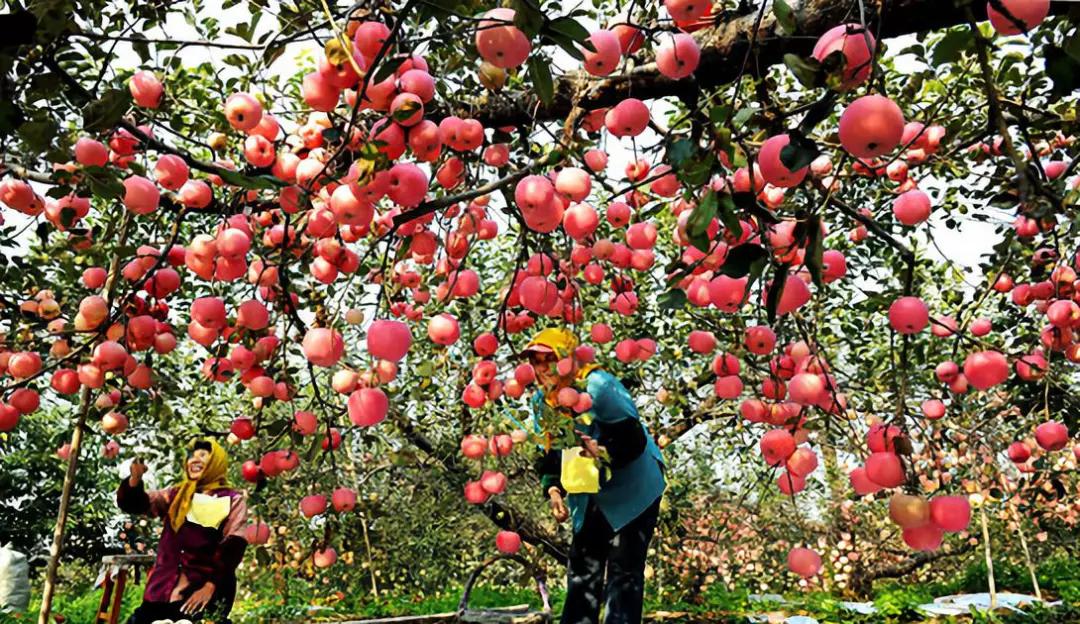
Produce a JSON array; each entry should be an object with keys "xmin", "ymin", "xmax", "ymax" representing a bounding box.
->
[
  {"xmin": 442, "ymin": 0, "xmax": 1069, "ymax": 128},
  {"xmin": 848, "ymin": 542, "xmax": 975, "ymax": 597}
]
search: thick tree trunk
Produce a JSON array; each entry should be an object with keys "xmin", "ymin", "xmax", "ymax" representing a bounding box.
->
[{"xmin": 446, "ymin": 0, "xmax": 1069, "ymax": 128}]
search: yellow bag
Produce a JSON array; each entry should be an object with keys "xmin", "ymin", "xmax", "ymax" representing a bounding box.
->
[
  {"xmin": 561, "ymin": 447, "xmax": 600, "ymax": 494},
  {"xmin": 186, "ymin": 492, "xmax": 231, "ymax": 529}
]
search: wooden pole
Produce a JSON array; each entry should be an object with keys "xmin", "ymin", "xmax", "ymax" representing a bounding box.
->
[
  {"xmin": 38, "ymin": 213, "xmax": 131, "ymax": 624},
  {"xmin": 343, "ymin": 442, "xmax": 379, "ymax": 596},
  {"xmin": 979, "ymin": 503, "xmax": 997, "ymax": 611},
  {"xmin": 1010, "ymin": 507, "xmax": 1042, "ymax": 601}
]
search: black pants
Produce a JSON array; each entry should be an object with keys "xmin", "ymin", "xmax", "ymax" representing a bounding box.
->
[{"xmin": 561, "ymin": 496, "xmax": 661, "ymax": 624}]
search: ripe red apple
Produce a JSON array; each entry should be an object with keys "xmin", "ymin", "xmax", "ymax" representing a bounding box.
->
[
  {"xmin": 760, "ymin": 429, "xmax": 796, "ymax": 466},
  {"xmin": 464, "ymin": 480, "xmax": 490, "ymax": 505},
  {"xmin": 839, "ymin": 95, "xmax": 905, "ymax": 159},
  {"xmin": 495, "ymin": 530, "xmax": 522, "ymax": 554},
  {"xmin": 963, "ymin": 350, "xmax": 1009, "ymax": 390},
  {"xmin": 929, "ymin": 496, "xmax": 971, "ymax": 532},
  {"xmin": 332, "ymin": 487, "xmax": 357, "ymax": 512},
  {"xmin": 245, "ymin": 521, "xmax": 271, "ymax": 545},
  {"xmin": 889, "ymin": 493, "xmax": 930, "ymax": 529},
  {"xmin": 241, "ymin": 460, "xmax": 262, "ymax": 483},
  {"xmin": 987, "ymin": 0, "xmax": 1050, "ymax": 35},
  {"xmin": 367, "ymin": 319, "xmax": 412, "ymax": 362},
  {"xmin": 903, "ymin": 523, "xmax": 943, "ymax": 551},
  {"xmin": 348, "ymin": 387, "xmax": 388, "ymax": 427},
  {"xmin": 101, "ymin": 412, "xmax": 128, "ymax": 435},
  {"xmin": 1035, "ymin": 421, "xmax": 1069, "ymax": 451},
  {"xmin": 312, "ymin": 547, "xmax": 337, "ymax": 568},
  {"xmin": 300, "ymin": 494, "xmax": 327, "ymax": 518},
  {"xmin": 865, "ymin": 452, "xmax": 905, "ymax": 488},
  {"xmin": 787, "ymin": 547, "xmax": 822, "ymax": 578},
  {"xmin": 230, "ymin": 417, "xmax": 255, "ymax": 440}
]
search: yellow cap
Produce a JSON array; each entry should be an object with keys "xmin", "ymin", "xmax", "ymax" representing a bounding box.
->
[{"xmin": 519, "ymin": 327, "xmax": 578, "ymax": 359}]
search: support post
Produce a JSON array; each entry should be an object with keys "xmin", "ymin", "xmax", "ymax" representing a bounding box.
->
[
  {"xmin": 38, "ymin": 213, "xmax": 131, "ymax": 624},
  {"xmin": 979, "ymin": 503, "xmax": 997, "ymax": 611}
]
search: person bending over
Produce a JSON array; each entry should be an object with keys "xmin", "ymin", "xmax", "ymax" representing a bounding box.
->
[{"xmin": 521, "ymin": 328, "xmax": 666, "ymax": 624}]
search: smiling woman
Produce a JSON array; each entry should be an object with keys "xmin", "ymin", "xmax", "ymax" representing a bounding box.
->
[{"xmin": 115, "ymin": 439, "xmax": 248, "ymax": 624}]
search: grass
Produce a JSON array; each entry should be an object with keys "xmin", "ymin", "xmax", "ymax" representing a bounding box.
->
[{"xmin": 2, "ymin": 556, "xmax": 1078, "ymax": 623}]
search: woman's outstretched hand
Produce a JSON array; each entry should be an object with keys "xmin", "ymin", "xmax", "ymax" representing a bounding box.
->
[
  {"xmin": 128, "ymin": 459, "xmax": 147, "ymax": 486},
  {"xmin": 548, "ymin": 487, "xmax": 569, "ymax": 523}
]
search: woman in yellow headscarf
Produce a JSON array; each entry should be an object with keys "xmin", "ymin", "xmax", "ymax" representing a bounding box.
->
[
  {"xmin": 117, "ymin": 438, "xmax": 248, "ymax": 623},
  {"xmin": 520, "ymin": 328, "xmax": 666, "ymax": 624}
]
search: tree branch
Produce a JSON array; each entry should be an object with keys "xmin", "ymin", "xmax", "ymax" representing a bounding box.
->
[{"xmin": 434, "ymin": 0, "xmax": 1068, "ymax": 128}]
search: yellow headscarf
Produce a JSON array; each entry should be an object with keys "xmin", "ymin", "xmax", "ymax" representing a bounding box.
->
[
  {"xmin": 523, "ymin": 328, "xmax": 600, "ymax": 392},
  {"xmin": 167, "ymin": 439, "xmax": 230, "ymax": 532}
]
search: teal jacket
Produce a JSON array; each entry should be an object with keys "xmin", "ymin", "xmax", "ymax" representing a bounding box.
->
[{"xmin": 530, "ymin": 370, "xmax": 666, "ymax": 533}]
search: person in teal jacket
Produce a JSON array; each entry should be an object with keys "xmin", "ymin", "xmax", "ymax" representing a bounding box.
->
[{"xmin": 519, "ymin": 328, "xmax": 665, "ymax": 624}]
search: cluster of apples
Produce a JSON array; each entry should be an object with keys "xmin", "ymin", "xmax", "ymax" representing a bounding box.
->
[
  {"xmin": 845, "ymin": 422, "xmax": 978, "ymax": 551},
  {"xmin": 460, "ymin": 432, "xmax": 525, "ymax": 553},
  {"xmin": 474, "ymin": 5, "xmax": 701, "ymax": 81},
  {"xmin": 0, "ymin": 249, "xmax": 188, "ymax": 434},
  {"xmin": 228, "ymin": 320, "xmax": 407, "ymax": 485},
  {"xmin": 1007, "ymin": 421, "xmax": 1076, "ymax": 473},
  {"xmin": 507, "ymin": 172, "xmax": 667, "ymax": 324}
]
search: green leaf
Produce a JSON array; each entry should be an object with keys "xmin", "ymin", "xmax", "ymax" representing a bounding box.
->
[
  {"xmin": 709, "ymin": 105, "xmax": 731, "ymax": 125},
  {"xmin": 1044, "ymin": 45, "xmax": 1080, "ymax": 99},
  {"xmin": 371, "ymin": 56, "xmax": 400, "ymax": 84},
  {"xmin": 545, "ymin": 32, "xmax": 586, "ymax": 61},
  {"xmin": 17, "ymin": 119, "xmax": 55, "ymax": 152},
  {"xmin": 796, "ymin": 93, "xmax": 837, "ymax": 135},
  {"xmin": 391, "ymin": 97, "xmax": 423, "ymax": 123},
  {"xmin": 528, "ymin": 55, "xmax": 554, "ymax": 106},
  {"xmin": 415, "ymin": 360, "xmax": 435, "ymax": 377},
  {"xmin": 687, "ymin": 190, "xmax": 718, "ymax": 252},
  {"xmin": 765, "ymin": 264, "xmax": 790, "ymax": 324},
  {"xmin": 783, "ymin": 54, "xmax": 822, "ymax": 89},
  {"xmin": 511, "ymin": 0, "xmax": 544, "ymax": 38},
  {"xmin": 82, "ymin": 167, "xmax": 125, "ymax": 200},
  {"xmin": 931, "ymin": 28, "xmax": 974, "ymax": 66},
  {"xmin": 546, "ymin": 16, "xmax": 590, "ymax": 43},
  {"xmin": 1065, "ymin": 28, "xmax": 1080, "ymax": 63},
  {"xmin": 216, "ymin": 169, "xmax": 286, "ymax": 189},
  {"xmin": 804, "ymin": 214, "xmax": 824, "ymax": 287},
  {"xmin": 680, "ymin": 152, "xmax": 715, "ymax": 187},
  {"xmin": 745, "ymin": 254, "xmax": 769, "ymax": 296},
  {"xmin": 263, "ymin": 43, "xmax": 286, "ymax": 67},
  {"xmin": 716, "ymin": 192, "xmax": 742, "ymax": 240},
  {"xmin": 779, "ymin": 132, "xmax": 819, "ymax": 172},
  {"xmin": 773, "ymin": 0, "xmax": 796, "ymax": 35},
  {"xmin": 658, "ymin": 289, "xmax": 687, "ymax": 311},
  {"xmin": 83, "ymin": 89, "xmax": 131, "ymax": 133},
  {"xmin": 667, "ymin": 139, "xmax": 695, "ymax": 169},
  {"xmin": 732, "ymin": 107, "xmax": 755, "ymax": 128},
  {"xmin": 0, "ymin": 101, "xmax": 25, "ymax": 138},
  {"xmin": 718, "ymin": 243, "xmax": 768, "ymax": 278}
]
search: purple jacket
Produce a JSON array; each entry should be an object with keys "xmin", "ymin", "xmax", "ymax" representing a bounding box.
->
[{"xmin": 117, "ymin": 479, "xmax": 247, "ymax": 605}]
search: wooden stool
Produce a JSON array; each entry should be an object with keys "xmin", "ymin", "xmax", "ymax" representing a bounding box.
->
[
  {"xmin": 94, "ymin": 554, "xmax": 155, "ymax": 624},
  {"xmin": 457, "ymin": 555, "xmax": 551, "ymax": 624}
]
